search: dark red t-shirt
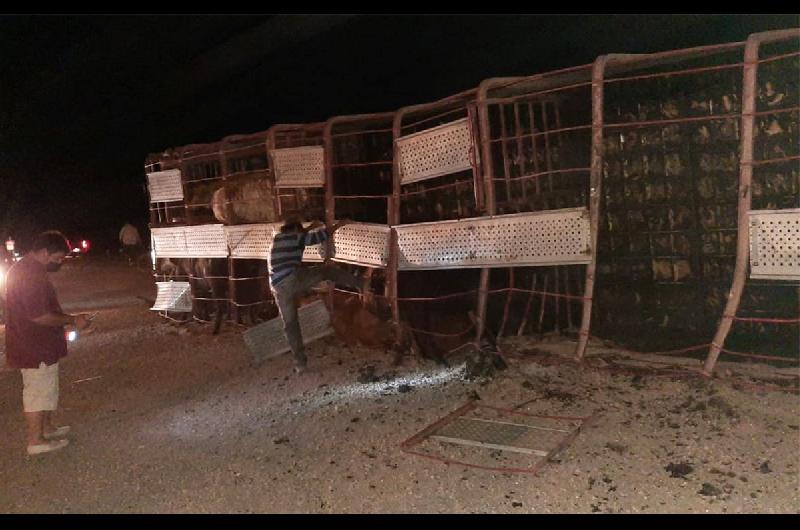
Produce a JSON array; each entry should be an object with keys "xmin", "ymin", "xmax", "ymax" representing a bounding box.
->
[{"xmin": 4, "ymin": 257, "xmax": 68, "ymax": 368}]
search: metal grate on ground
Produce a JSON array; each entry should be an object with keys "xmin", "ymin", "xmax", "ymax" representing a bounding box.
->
[
  {"xmin": 401, "ymin": 401, "xmax": 592, "ymax": 475},
  {"xmin": 243, "ymin": 299, "xmax": 333, "ymax": 361}
]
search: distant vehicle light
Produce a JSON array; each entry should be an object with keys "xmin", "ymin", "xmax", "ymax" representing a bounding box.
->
[
  {"xmin": 66, "ymin": 330, "xmax": 78, "ymax": 342},
  {"xmin": 72, "ymin": 247, "xmax": 80, "ymax": 253},
  {"xmin": 81, "ymin": 240, "xmax": 90, "ymax": 250}
]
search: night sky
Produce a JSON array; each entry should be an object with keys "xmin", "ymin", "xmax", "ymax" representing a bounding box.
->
[{"xmin": 0, "ymin": 14, "xmax": 796, "ymax": 250}]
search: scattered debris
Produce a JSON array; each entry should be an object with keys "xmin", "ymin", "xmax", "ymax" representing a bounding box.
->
[
  {"xmin": 759, "ymin": 461, "xmax": 772, "ymax": 474},
  {"xmin": 605, "ymin": 442, "xmax": 627, "ymax": 454},
  {"xmin": 698, "ymin": 483, "xmax": 722, "ymax": 496},
  {"xmin": 665, "ymin": 462, "xmax": 694, "ymax": 478}
]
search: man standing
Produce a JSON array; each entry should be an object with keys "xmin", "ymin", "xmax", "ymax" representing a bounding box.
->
[
  {"xmin": 119, "ymin": 222, "xmax": 142, "ymax": 265},
  {"xmin": 4, "ymin": 231, "xmax": 91, "ymax": 455},
  {"xmin": 269, "ymin": 216, "xmax": 368, "ymax": 373}
]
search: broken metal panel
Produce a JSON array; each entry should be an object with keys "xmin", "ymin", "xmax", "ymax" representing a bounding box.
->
[
  {"xmin": 150, "ymin": 281, "xmax": 192, "ymax": 312},
  {"xmin": 243, "ymin": 299, "xmax": 333, "ymax": 360},
  {"xmin": 749, "ymin": 208, "xmax": 800, "ymax": 281},
  {"xmin": 395, "ymin": 208, "xmax": 591, "ymax": 270},
  {"xmin": 331, "ymin": 222, "xmax": 391, "ymax": 268},
  {"xmin": 147, "ymin": 169, "xmax": 184, "ymax": 203},
  {"xmin": 397, "ymin": 118, "xmax": 474, "ymax": 185},
  {"xmin": 271, "ymin": 146, "xmax": 325, "ymax": 188},
  {"xmin": 401, "ymin": 401, "xmax": 591, "ymax": 475}
]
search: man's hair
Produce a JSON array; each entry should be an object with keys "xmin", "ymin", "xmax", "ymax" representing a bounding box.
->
[
  {"xmin": 31, "ymin": 231, "xmax": 71, "ymax": 255},
  {"xmin": 280, "ymin": 214, "xmax": 304, "ymax": 234}
]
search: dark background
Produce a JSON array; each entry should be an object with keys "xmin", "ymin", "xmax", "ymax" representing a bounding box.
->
[{"xmin": 0, "ymin": 14, "xmax": 796, "ymax": 251}]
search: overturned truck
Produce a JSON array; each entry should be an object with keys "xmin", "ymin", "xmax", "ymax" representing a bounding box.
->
[{"xmin": 144, "ymin": 29, "xmax": 799, "ymax": 375}]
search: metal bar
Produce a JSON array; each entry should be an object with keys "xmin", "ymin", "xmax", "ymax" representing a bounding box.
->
[
  {"xmin": 575, "ymin": 54, "xmax": 610, "ymax": 360},
  {"xmin": 429, "ymin": 435, "xmax": 550, "ymax": 457},
  {"xmin": 517, "ymin": 273, "xmax": 537, "ymax": 336},
  {"xmin": 498, "ymin": 268, "xmax": 514, "ymax": 339},
  {"xmin": 604, "ymin": 61, "xmax": 744, "ymax": 85},
  {"xmin": 538, "ymin": 273, "xmax": 549, "ymax": 334},
  {"xmin": 703, "ymin": 31, "xmax": 795, "ymax": 375},
  {"xmin": 485, "ymin": 120, "xmax": 593, "ymax": 144},
  {"xmin": 498, "ymin": 104, "xmax": 513, "ymax": 203},
  {"xmin": 541, "ymin": 101, "xmax": 555, "ymax": 195},
  {"xmin": 514, "ymin": 103, "xmax": 527, "ymax": 201},
  {"xmin": 528, "ymin": 103, "xmax": 541, "ymax": 195}
]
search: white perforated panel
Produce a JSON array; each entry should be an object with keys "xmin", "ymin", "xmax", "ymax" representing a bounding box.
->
[
  {"xmin": 184, "ymin": 224, "xmax": 228, "ymax": 258},
  {"xmin": 270, "ymin": 146, "xmax": 325, "ymax": 188},
  {"xmin": 152, "ymin": 225, "xmax": 228, "ymax": 258},
  {"xmin": 224, "ymin": 222, "xmax": 325, "ymax": 262},
  {"xmin": 152, "ymin": 226, "xmax": 188, "ymax": 259},
  {"xmin": 151, "ymin": 281, "xmax": 192, "ymax": 312},
  {"xmin": 243, "ymin": 299, "xmax": 333, "ymax": 360},
  {"xmin": 331, "ymin": 223, "xmax": 390, "ymax": 267},
  {"xmin": 147, "ymin": 169, "xmax": 184, "ymax": 202},
  {"xmin": 395, "ymin": 208, "xmax": 592, "ymax": 270},
  {"xmin": 397, "ymin": 118, "xmax": 474, "ymax": 185},
  {"xmin": 749, "ymin": 208, "xmax": 800, "ymax": 281},
  {"xmin": 226, "ymin": 223, "xmax": 280, "ymax": 259}
]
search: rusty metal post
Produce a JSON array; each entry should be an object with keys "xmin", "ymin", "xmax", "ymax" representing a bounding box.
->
[
  {"xmin": 323, "ymin": 119, "xmax": 337, "ymax": 262},
  {"xmin": 575, "ymin": 55, "xmax": 610, "ymax": 360},
  {"xmin": 703, "ymin": 28, "xmax": 800, "ymax": 376},
  {"xmin": 389, "ymin": 111, "xmax": 404, "ymax": 334},
  {"xmin": 475, "ymin": 80, "xmax": 501, "ymax": 344}
]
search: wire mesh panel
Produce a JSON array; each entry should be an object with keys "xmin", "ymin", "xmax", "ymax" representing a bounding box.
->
[
  {"xmin": 152, "ymin": 226, "xmax": 188, "ymax": 259},
  {"xmin": 147, "ymin": 169, "xmax": 184, "ymax": 203},
  {"xmin": 749, "ymin": 208, "xmax": 800, "ymax": 280},
  {"xmin": 331, "ymin": 222, "xmax": 391, "ymax": 267},
  {"xmin": 395, "ymin": 208, "xmax": 591, "ymax": 270},
  {"xmin": 243, "ymin": 299, "xmax": 333, "ymax": 360},
  {"xmin": 397, "ymin": 118, "xmax": 474, "ymax": 185},
  {"xmin": 150, "ymin": 281, "xmax": 192, "ymax": 312},
  {"xmin": 184, "ymin": 224, "xmax": 229, "ymax": 258},
  {"xmin": 271, "ymin": 146, "xmax": 325, "ymax": 188}
]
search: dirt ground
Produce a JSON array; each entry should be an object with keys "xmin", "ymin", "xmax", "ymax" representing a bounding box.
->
[{"xmin": 1, "ymin": 259, "xmax": 798, "ymax": 513}]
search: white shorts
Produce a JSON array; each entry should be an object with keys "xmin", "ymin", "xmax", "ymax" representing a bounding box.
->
[{"xmin": 20, "ymin": 362, "xmax": 59, "ymax": 412}]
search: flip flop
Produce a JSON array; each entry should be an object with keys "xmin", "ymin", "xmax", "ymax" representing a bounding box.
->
[
  {"xmin": 43, "ymin": 426, "xmax": 71, "ymax": 440},
  {"xmin": 27, "ymin": 439, "xmax": 69, "ymax": 456}
]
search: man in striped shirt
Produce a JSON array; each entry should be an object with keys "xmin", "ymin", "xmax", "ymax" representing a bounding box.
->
[{"xmin": 269, "ymin": 215, "xmax": 368, "ymax": 373}]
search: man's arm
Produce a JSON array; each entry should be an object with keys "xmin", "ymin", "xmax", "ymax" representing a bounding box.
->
[{"xmin": 31, "ymin": 312, "xmax": 91, "ymax": 330}]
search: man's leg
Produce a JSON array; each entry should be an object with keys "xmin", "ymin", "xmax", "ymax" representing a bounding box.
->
[
  {"xmin": 273, "ymin": 278, "xmax": 307, "ymax": 369},
  {"xmin": 24, "ymin": 411, "xmax": 45, "ymax": 446},
  {"xmin": 21, "ymin": 363, "xmax": 68, "ymax": 454},
  {"xmin": 298, "ymin": 265, "xmax": 366, "ymax": 293}
]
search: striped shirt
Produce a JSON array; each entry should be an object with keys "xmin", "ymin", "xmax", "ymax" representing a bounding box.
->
[{"xmin": 269, "ymin": 228, "xmax": 328, "ymax": 287}]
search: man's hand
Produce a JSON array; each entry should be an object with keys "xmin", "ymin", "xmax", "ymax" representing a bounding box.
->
[
  {"xmin": 305, "ymin": 220, "xmax": 324, "ymax": 232},
  {"xmin": 330, "ymin": 219, "xmax": 352, "ymax": 233},
  {"xmin": 74, "ymin": 313, "xmax": 93, "ymax": 331}
]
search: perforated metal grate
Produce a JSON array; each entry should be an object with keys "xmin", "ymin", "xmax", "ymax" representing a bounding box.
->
[
  {"xmin": 226, "ymin": 223, "xmax": 280, "ymax": 259},
  {"xmin": 225, "ymin": 222, "xmax": 325, "ymax": 262},
  {"xmin": 150, "ymin": 281, "xmax": 192, "ymax": 312},
  {"xmin": 243, "ymin": 299, "xmax": 333, "ymax": 360},
  {"xmin": 152, "ymin": 225, "xmax": 228, "ymax": 258},
  {"xmin": 749, "ymin": 208, "xmax": 800, "ymax": 281},
  {"xmin": 331, "ymin": 223, "xmax": 391, "ymax": 268},
  {"xmin": 397, "ymin": 118, "xmax": 474, "ymax": 185},
  {"xmin": 395, "ymin": 208, "xmax": 592, "ymax": 270},
  {"xmin": 184, "ymin": 224, "xmax": 228, "ymax": 258},
  {"xmin": 270, "ymin": 146, "xmax": 325, "ymax": 188},
  {"xmin": 147, "ymin": 169, "xmax": 184, "ymax": 203},
  {"xmin": 151, "ymin": 226, "xmax": 188, "ymax": 259}
]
